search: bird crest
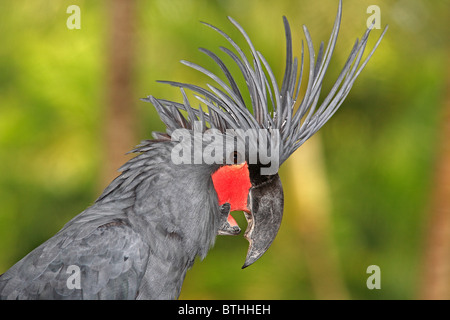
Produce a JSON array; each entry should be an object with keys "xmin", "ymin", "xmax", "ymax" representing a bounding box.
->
[{"xmin": 143, "ymin": 0, "xmax": 387, "ymax": 168}]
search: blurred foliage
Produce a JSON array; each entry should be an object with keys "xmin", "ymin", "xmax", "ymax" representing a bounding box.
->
[{"xmin": 0, "ymin": 0, "xmax": 448, "ymax": 299}]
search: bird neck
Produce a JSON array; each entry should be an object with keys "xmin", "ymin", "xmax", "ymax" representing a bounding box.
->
[{"xmin": 95, "ymin": 141, "xmax": 221, "ymax": 298}]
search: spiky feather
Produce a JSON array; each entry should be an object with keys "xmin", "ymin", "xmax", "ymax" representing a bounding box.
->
[{"xmin": 143, "ymin": 0, "xmax": 387, "ymax": 165}]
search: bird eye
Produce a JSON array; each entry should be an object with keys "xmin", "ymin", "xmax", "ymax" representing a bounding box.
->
[{"xmin": 230, "ymin": 151, "xmax": 242, "ymax": 164}]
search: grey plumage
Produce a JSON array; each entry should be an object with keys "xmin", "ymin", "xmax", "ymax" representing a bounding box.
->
[
  {"xmin": 0, "ymin": 0, "xmax": 386, "ymax": 299},
  {"xmin": 1, "ymin": 142, "xmax": 222, "ymax": 299},
  {"xmin": 150, "ymin": 0, "xmax": 387, "ymax": 165}
]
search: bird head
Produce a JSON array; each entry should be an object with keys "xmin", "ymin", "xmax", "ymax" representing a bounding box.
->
[{"xmin": 142, "ymin": 0, "xmax": 387, "ymax": 268}]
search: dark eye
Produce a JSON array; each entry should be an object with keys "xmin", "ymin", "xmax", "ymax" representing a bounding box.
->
[{"xmin": 230, "ymin": 151, "xmax": 242, "ymax": 164}]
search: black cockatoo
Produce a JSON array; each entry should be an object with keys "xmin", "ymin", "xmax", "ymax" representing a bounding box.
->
[{"xmin": 0, "ymin": 1, "xmax": 386, "ymax": 299}]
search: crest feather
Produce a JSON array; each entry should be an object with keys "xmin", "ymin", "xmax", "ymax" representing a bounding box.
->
[{"xmin": 142, "ymin": 0, "xmax": 387, "ymax": 165}]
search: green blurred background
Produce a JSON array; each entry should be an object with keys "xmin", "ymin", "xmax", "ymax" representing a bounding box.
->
[{"xmin": 0, "ymin": 0, "xmax": 449, "ymax": 299}]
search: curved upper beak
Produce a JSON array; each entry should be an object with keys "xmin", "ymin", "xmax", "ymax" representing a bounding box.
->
[{"xmin": 242, "ymin": 174, "xmax": 284, "ymax": 268}]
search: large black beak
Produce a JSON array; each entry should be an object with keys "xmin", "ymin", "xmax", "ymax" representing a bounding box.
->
[{"xmin": 242, "ymin": 174, "xmax": 284, "ymax": 268}]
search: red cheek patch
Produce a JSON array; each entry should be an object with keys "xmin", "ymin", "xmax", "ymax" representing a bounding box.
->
[{"xmin": 211, "ymin": 162, "xmax": 251, "ymax": 212}]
